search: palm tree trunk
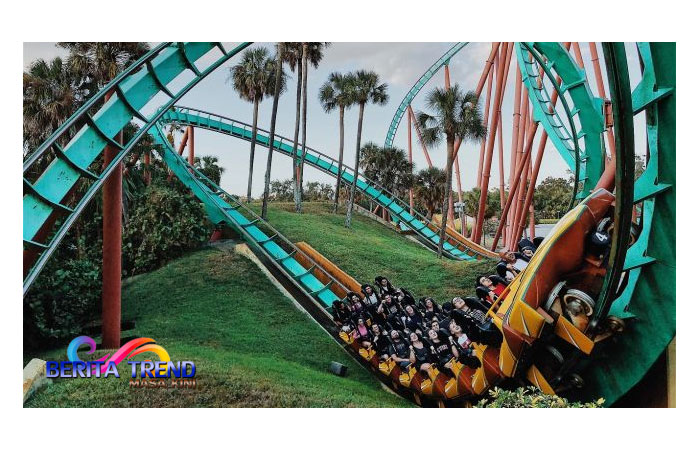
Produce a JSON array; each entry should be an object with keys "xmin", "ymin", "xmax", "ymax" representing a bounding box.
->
[
  {"xmin": 437, "ymin": 137, "xmax": 455, "ymax": 259},
  {"xmin": 345, "ymin": 102, "xmax": 365, "ymax": 228},
  {"xmin": 262, "ymin": 45, "xmax": 284, "ymax": 220},
  {"xmin": 333, "ymin": 106, "xmax": 345, "ymax": 213},
  {"xmin": 247, "ymin": 98, "xmax": 259, "ymax": 203},
  {"xmin": 292, "ymin": 59, "xmax": 302, "ymax": 212},
  {"xmin": 296, "ymin": 44, "xmax": 309, "ymax": 214}
]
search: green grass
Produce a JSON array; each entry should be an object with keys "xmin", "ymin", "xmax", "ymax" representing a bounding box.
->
[
  {"xmin": 25, "ymin": 249, "xmax": 410, "ymax": 407},
  {"xmin": 26, "ymin": 200, "xmax": 496, "ymax": 407},
  {"xmin": 252, "ymin": 202, "xmax": 495, "ymax": 301}
]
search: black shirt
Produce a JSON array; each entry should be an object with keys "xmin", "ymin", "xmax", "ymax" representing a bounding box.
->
[{"xmin": 390, "ymin": 339, "xmax": 410, "ymax": 359}]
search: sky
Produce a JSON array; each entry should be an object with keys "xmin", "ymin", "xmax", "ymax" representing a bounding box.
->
[{"xmin": 23, "ymin": 42, "xmax": 645, "ymax": 198}]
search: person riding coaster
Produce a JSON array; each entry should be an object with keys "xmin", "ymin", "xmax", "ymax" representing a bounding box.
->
[{"xmin": 475, "ymin": 274, "xmax": 509, "ymax": 306}]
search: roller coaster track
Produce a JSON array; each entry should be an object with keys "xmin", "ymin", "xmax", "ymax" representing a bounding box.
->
[
  {"xmin": 515, "ymin": 42, "xmax": 605, "ymax": 200},
  {"xmin": 22, "ymin": 42, "xmax": 675, "ymax": 406},
  {"xmin": 23, "ymin": 42, "xmax": 252, "ymax": 295},
  {"xmin": 159, "ymin": 106, "xmax": 499, "ymax": 262},
  {"xmin": 384, "ymin": 42, "xmax": 468, "ymax": 148},
  {"xmin": 150, "ymin": 126, "xmax": 346, "ymax": 310},
  {"xmin": 516, "ymin": 42, "xmax": 674, "ymax": 403},
  {"xmin": 581, "ymin": 43, "xmax": 675, "ymax": 404}
]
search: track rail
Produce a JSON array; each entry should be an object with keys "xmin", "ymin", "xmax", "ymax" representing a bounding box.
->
[
  {"xmin": 579, "ymin": 43, "xmax": 675, "ymax": 404},
  {"xmin": 384, "ymin": 42, "xmax": 468, "ymax": 148},
  {"xmin": 23, "ymin": 42, "xmax": 252, "ymax": 294},
  {"xmin": 151, "ymin": 126, "xmax": 349, "ymax": 311},
  {"xmin": 160, "ymin": 106, "xmax": 499, "ymax": 261},
  {"xmin": 515, "ymin": 42, "xmax": 605, "ymax": 200}
]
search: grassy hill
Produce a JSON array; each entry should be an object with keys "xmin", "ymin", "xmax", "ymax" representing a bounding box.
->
[
  {"xmin": 252, "ymin": 202, "xmax": 494, "ymax": 301},
  {"xmin": 26, "ymin": 201, "xmax": 496, "ymax": 407},
  {"xmin": 25, "ymin": 249, "xmax": 410, "ymax": 407}
]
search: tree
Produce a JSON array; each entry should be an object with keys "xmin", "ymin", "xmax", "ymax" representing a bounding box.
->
[
  {"xmin": 296, "ymin": 42, "xmax": 329, "ymax": 213},
  {"xmin": 194, "ymin": 155, "xmax": 225, "ymax": 186},
  {"xmin": 58, "ymin": 42, "xmax": 150, "ymax": 95},
  {"xmin": 319, "ymin": 72, "xmax": 356, "ymax": 213},
  {"xmin": 23, "ymin": 57, "xmax": 80, "ymax": 155},
  {"xmin": 262, "ymin": 44, "xmax": 288, "ymax": 220},
  {"xmin": 533, "ymin": 176, "xmax": 574, "ymax": 221},
  {"xmin": 415, "ymin": 85, "xmax": 486, "ymax": 258},
  {"xmin": 345, "ymin": 70, "xmax": 389, "ymax": 228},
  {"xmin": 360, "ymin": 143, "xmax": 414, "ymax": 198},
  {"xmin": 229, "ymin": 47, "xmax": 277, "ymax": 203},
  {"xmin": 414, "ymin": 167, "xmax": 446, "ymax": 220}
]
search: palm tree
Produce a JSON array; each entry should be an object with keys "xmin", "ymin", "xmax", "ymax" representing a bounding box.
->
[
  {"xmin": 414, "ymin": 167, "xmax": 447, "ymax": 220},
  {"xmin": 319, "ymin": 72, "xmax": 355, "ymax": 213},
  {"xmin": 194, "ymin": 155, "xmax": 226, "ymax": 186},
  {"xmin": 416, "ymin": 84, "xmax": 486, "ymax": 258},
  {"xmin": 58, "ymin": 42, "xmax": 150, "ymax": 96},
  {"xmin": 229, "ymin": 47, "xmax": 277, "ymax": 202},
  {"xmin": 281, "ymin": 44, "xmax": 304, "ymax": 210},
  {"xmin": 262, "ymin": 44, "xmax": 288, "ymax": 220},
  {"xmin": 23, "ymin": 57, "xmax": 80, "ymax": 156},
  {"xmin": 345, "ymin": 70, "xmax": 389, "ymax": 228},
  {"xmin": 296, "ymin": 42, "xmax": 329, "ymax": 213},
  {"xmin": 360, "ymin": 143, "xmax": 414, "ymax": 197}
]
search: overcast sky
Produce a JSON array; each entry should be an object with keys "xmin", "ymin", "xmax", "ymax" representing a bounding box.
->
[{"xmin": 23, "ymin": 42, "xmax": 644, "ymax": 198}]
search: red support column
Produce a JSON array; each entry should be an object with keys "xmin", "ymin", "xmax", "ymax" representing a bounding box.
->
[
  {"xmin": 407, "ymin": 107, "xmax": 414, "ymax": 214},
  {"xmin": 476, "ymin": 54, "xmax": 496, "ymax": 188},
  {"xmin": 409, "ymin": 106, "xmax": 433, "ymax": 168},
  {"xmin": 452, "ymin": 42, "xmax": 499, "ymax": 162},
  {"xmin": 187, "ymin": 125, "xmax": 195, "ymax": 166},
  {"xmin": 473, "ymin": 42, "xmax": 513, "ymax": 244},
  {"xmin": 102, "ymin": 126, "xmax": 123, "ymax": 349},
  {"xmin": 144, "ymin": 151, "xmax": 151, "ymax": 185}
]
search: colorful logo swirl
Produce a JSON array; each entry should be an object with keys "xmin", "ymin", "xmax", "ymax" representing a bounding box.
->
[{"xmin": 67, "ymin": 336, "xmax": 170, "ymax": 374}]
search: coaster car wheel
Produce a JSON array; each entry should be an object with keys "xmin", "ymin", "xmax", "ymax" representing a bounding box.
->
[
  {"xmin": 545, "ymin": 281, "xmax": 567, "ymax": 311},
  {"xmin": 569, "ymin": 373, "xmax": 585, "ymax": 389},
  {"xmin": 605, "ymin": 315, "xmax": 626, "ymax": 333},
  {"xmin": 563, "ymin": 289, "xmax": 596, "ymax": 317}
]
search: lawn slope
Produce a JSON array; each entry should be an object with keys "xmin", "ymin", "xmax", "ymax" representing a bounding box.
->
[
  {"xmin": 26, "ymin": 249, "xmax": 410, "ymax": 407},
  {"xmin": 256, "ymin": 202, "xmax": 494, "ymax": 301}
]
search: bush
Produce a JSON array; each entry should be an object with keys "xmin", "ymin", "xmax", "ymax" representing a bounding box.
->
[
  {"xmin": 24, "ymin": 258, "xmax": 101, "ymax": 350},
  {"xmin": 123, "ymin": 183, "xmax": 211, "ymax": 276},
  {"xmin": 475, "ymin": 387, "xmax": 604, "ymax": 408}
]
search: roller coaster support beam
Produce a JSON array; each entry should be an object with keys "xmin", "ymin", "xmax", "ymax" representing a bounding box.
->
[
  {"xmin": 472, "ymin": 42, "xmax": 513, "ymax": 242},
  {"xmin": 505, "ymin": 69, "xmax": 523, "ymax": 245},
  {"xmin": 167, "ymin": 130, "xmax": 189, "ymax": 182},
  {"xmin": 497, "ymin": 114, "xmax": 505, "ymax": 246},
  {"xmin": 144, "ymin": 150, "xmax": 151, "ymax": 185},
  {"xmin": 408, "ymin": 109, "xmax": 414, "ymax": 214},
  {"xmin": 476, "ymin": 49, "xmax": 496, "ymax": 188},
  {"xmin": 408, "ymin": 105, "xmax": 432, "ymax": 167},
  {"xmin": 471, "ymin": 42, "xmax": 513, "ymax": 242},
  {"xmin": 188, "ymin": 125, "xmax": 195, "ymax": 165},
  {"xmin": 102, "ymin": 93, "xmax": 123, "ymax": 349},
  {"xmin": 507, "ymin": 83, "xmax": 529, "ymax": 246},
  {"xmin": 474, "ymin": 43, "xmax": 512, "ymax": 244},
  {"xmin": 491, "ymin": 105, "xmax": 541, "ymax": 250},
  {"xmin": 453, "ymin": 42, "xmax": 500, "ymax": 165}
]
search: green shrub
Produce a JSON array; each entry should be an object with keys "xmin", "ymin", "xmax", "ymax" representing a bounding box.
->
[
  {"xmin": 24, "ymin": 258, "xmax": 101, "ymax": 350},
  {"xmin": 475, "ymin": 387, "xmax": 604, "ymax": 408},
  {"xmin": 123, "ymin": 183, "xmax": 211, "ymax": 276}
]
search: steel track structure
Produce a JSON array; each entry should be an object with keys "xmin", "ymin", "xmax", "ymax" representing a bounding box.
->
[
  {"xmin": 22, "ymin": 42, "xmax": 675, "ymax": 406},
  {"xmin": 23, "ymin": 42, "xmax": 252, "ymax": 295},
  {"xmin": 384, "ymin": 42, "xmax": 468, "ymax": 148},
  {"xmin": 159, "ymin": 106, "xmax": 499, "ymax": 262}
]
